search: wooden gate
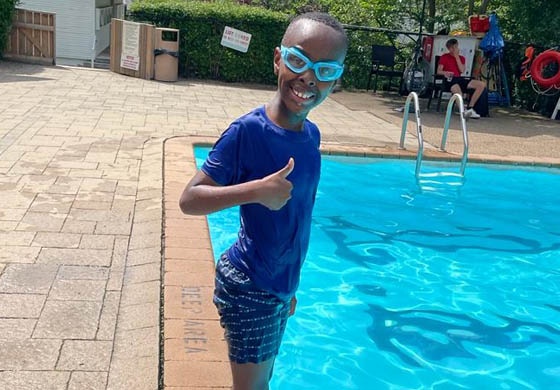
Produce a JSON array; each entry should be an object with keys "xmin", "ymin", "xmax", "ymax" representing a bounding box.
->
[{"xmin": 4, "ymin": 9, "xmax": 56, "ymax": 65}]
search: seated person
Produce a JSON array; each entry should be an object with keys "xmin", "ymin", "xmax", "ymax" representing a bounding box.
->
[{"xmin": 438, "ymin": 38, "xmax": 487, "ymax": 119}]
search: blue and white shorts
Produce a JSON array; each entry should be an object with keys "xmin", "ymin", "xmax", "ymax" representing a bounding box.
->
[{"xmin": 213, "ymin": 254, "xmax": 291, "ymax": 364}]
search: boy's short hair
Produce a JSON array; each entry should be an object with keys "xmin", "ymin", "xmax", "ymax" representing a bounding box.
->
[
  {"xmin": 283, "ymin": 12, "xmax": 348, "ymax": 47},
  {"xmin": 446, "ymin": 38, "xmax": 458, "ymax": 48}
]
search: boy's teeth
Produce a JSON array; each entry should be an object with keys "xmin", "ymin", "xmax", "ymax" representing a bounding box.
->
[{"xmin": 292, "ymin": 88, "xmax": 314, "ymax": 99}]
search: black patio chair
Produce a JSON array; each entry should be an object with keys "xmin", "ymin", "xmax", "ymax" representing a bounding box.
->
[{"xmin": 366, "ymin": 45, "xmax": 404, "ymax": 93}]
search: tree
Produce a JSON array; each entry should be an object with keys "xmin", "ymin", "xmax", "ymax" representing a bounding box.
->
[
  {"xmin": 0, "ymin": 0, "xmax": 19, "ymax": 57},
  {"xmin": 467, "ymin": 0, "xmax": 493, "ymax": 16},
  {"xmin": 479, "ymin": 0, "xmax": 491, "ymax": 14},
  {"xmin": 427, "ymin": 0, "xmax": 436, "ymax": 33}
]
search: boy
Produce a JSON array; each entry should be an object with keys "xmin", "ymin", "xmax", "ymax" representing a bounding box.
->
[
  {"xmin": 179, "ymin": 12, "xmax": 348, "ymax": 390},
  {"xmin": 438, "ymin": 38, "xmax": 487, "ymax": 119}
]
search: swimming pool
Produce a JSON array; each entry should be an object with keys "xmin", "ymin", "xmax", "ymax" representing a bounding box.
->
[{"xmin": 195, "ymin": 147, "xmax": 560, "ymax": 390}]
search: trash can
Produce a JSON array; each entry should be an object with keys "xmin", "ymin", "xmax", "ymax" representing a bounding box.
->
[{"xmin": 154, "ymin": 28, "xmax": 179, "ymax": 82}]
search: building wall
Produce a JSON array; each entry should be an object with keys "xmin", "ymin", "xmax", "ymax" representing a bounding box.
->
[
  {"xmin": 95, "ymin": 23, "xmax": 111, "ymax": 56},
  {"xmin": 94, "ymin": 0, "xmax": 114, "ymax": 57},
  {"xmin": 95, "ymin": 0, "xmax": 112, "ymax": 8},
  {"xmin": 19, "ymin": 0, "xmax": 95, "ymax": 61}
]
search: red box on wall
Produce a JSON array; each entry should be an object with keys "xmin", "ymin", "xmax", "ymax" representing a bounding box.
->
[
  {"xmin": 422, "ymin": 36, "xmax": 434, "ymax": 62},
  {"xmin": 469, "ymin": 15, "xmax": 490, "ymax": 36}
]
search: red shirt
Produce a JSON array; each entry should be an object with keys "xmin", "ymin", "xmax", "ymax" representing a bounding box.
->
[{"xmin": 439, "ymin": 53, "xmax": 466, "ymax": 77}]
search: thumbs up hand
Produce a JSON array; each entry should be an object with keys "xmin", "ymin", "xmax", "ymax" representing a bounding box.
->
[{"xmin": 257, "ymin": 158, "xmax": 294, "ymax": 211}]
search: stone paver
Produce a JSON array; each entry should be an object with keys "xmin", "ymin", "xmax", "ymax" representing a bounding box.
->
[
  {"xmin": 37, "ymin": 248, "xmax": 113, "ymax": 266},
  {"xmin": 106, "ymin": 356, "xmax": 159, "ymax": 390},
  {"xmin": 32, "ymin": 232, "xmax": 82, "ymax": 248},
  {"xmin": 16, "ymin": 211, "xmax": 67, "ymax": 232},
  {"xmin": 2, "ymin": 60, "xmax": 557, "ymax": 390},
  {"xmin": 0, "ymin": 371, "xmax": 70, "ymax": 390},
  {"xmin": 33, "ymin": 300, "xmax": 102, "ymax": 339},
  {"xmin": 79, "ymin": 234, "xmax": 115, "ymax": 249},
  {"xmin": 121, "ymin": 280, "xmax": 160, "ymax": 306},
  {"xmin": 107, "ymin": 138, "xmax": 163, "ymax": 389},
  {"xmin": 57, "ymin": 340, "xmax": 113, "ymax": 370},
  {"xmin": 0, "ymin": 293, "xmax": 45, "ymax": 317},
  {"xmin": 0, "ymin": 245, "xmax": 40, "ymax": 263},
  {"xmin": 0, "ymin": 263, "xmax": 57, "ymax": 293},
  {"xmin": 68, "ymin": 372, "xmax": 108, "ymax": 390},
  {"xmin": 57, "ymin": 265, "xmax": 109, "ymax": 280},
  {"xmin": 0, "ymin": 339, "xmax": 62, "ymax": 370},
  {"xmin": 48, "ymin": 279, "xmax": 107, "ymax": 301},
  {"xmin": 96, "ymin": 291, "xmax": 120, "ymax": 341},
  {"xmin": 0, "ymin": 318, "xmax": 36, "ymax": 339}
]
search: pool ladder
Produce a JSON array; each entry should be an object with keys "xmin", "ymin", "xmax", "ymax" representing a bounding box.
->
[{"xmin": 399, "ymin": 92, "xmax": 469, "ymax": 187}]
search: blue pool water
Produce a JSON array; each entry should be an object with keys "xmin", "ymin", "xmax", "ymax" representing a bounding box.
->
[{"xmin": 194, "ymin": 147, "xmax": 560, "ymax": 390}]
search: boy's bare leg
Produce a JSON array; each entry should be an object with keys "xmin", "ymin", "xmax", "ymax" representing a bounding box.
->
[
  {"xmin": 467, "ymin": 79, "xmax": 486, "ymax": 107},
  {"xmin": 230, "ymin": 358, "xmax": 276, "ymax": 390},
  {"xmin": 450, "ymin": 84, "xmax": 462, "ymax": 96}
]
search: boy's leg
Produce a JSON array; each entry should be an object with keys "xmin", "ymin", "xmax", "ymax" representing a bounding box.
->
[
  {"xmin": 467, "ymin": 79, "xmax": 486, "ymax": 107},
  {"xmin": 450, "ymin": 83, "xmax": 462, "ymax": 96},
  {"xmin": 230, "ymin": 358, "xmax": 276, "ymax": 390},
  {"xmin": 214, "ymin": 255, "xmax": 290, "ymax": 390}
]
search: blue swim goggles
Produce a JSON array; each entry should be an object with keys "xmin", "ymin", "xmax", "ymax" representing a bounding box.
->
[{"xmin": 280, "ymin": 45, "xmax": 344, "ymax": 82}]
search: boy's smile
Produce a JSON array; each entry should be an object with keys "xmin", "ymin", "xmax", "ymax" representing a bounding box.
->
[
  {"xmin": 291, "ymin": 84, "xmax": 315, "ymax": 101},
  {"xmin": 269, "ymin": 19, "xmax": 347, "ymax": 130}
]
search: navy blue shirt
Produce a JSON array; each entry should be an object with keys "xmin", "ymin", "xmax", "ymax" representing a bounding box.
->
[{"xmin": 202, "ymin": 105, "xmax": 321, "ymax": 300}]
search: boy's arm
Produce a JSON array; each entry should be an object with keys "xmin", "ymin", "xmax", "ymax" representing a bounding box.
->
[
  {"xmin": 180, "ymin": 158, "xmax": 295, "ymax": 215},
  {"xmin": 455, "ymin": 55, "xmax": 466, "ymax": 74},
  {"xmin": 437, "ymin": 64, "xmax": 452, "ymax": 77},
  {"xmin": 437, "ymin": 64, "xmax": 454, "ymax": 78}
]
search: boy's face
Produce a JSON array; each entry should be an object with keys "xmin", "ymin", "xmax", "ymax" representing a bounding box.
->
[
  {"xmin": 274, "ymin": 20, "xmax": 347, "ymax": 118},
  {"xmin": 448, "ymin": 43, "xmax": 460, "ymax": 56}
]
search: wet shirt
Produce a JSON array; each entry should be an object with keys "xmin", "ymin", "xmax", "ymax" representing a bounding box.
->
[
  {"xmin": 439, "ymin": 53, "xmax": 466, "ymax": 77},
  {"xmin": 202, "ymin": 105, "xmax": 321, "ymax": 300}
]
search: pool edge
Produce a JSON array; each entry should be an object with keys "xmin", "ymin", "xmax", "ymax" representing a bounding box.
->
[{"xmin": 161, "ymin": 135, "xmax": 560, "ymax": 389}]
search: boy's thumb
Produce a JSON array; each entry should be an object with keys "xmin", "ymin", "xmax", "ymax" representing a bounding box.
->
[{"xmin": 279, "ymin": 158, "xmax": 295, "ymax": 178}]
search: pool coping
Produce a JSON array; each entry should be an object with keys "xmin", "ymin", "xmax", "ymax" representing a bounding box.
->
[{"xmin": 162, "ymin": 135, "xmax": 560, "ymax": 389}]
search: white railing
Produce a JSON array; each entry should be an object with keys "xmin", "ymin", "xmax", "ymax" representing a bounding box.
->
[
  {"xmin": 399, "ymin": 92, "xmax": 424, "ymax": 179},
  {"xmin": 400, "ymin": 92, "xmax": 470, "ymax": 182},
  {"xmin": 441, "ymin": 94, "xmax": 469, "ymax": 176}
]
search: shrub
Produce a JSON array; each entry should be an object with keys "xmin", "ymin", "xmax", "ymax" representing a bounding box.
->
[
  {"xmin": 130, "ymin": 0, "xmax": 289, "ymax": 84},
  {"xmin": 0, "ymin": 0, "xmax": 19, "ymax": 57}
]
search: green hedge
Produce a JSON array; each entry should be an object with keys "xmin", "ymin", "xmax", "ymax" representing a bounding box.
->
[
  {"xmin": 0, "ymin": 0, "xmax": 18, "ymax": 57},
  {"xmin": 130, "ymin": 0, "xmax": 289, "ymax": 84},
  {"xmin": 129, "ymin": 0, "xmax": 397, "ymax": 88}
]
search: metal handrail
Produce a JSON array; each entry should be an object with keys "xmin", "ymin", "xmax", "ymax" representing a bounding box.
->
[
  {"xmin": 440, "ymin": 94, "xmax": 469, "ymax": 176},
  {"xmin": 399, "ymin": 92, "xmax": 424, "ymax": 179}
]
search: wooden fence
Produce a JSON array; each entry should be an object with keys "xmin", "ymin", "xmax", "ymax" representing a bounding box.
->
[
  {"xmin": 110, "ymin": 19, "xmax": 155, "ymax": 80},
  {"xmin": 5, "ymin": 9, "xmax": 56, "ymax": 65}
]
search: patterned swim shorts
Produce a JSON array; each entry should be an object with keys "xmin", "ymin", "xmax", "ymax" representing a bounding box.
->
[{"xmin": 213, "ymin": 254, "xmax": 291, "ymax": 364}]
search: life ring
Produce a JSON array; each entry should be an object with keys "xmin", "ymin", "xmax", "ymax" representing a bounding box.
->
[
  {"xmin": 530, "ymin": 50, "xmax": 560, "ymax": 88},
  {"xmin": 520, "ymin": 46, "xmax": 534, "ymax": 81}
]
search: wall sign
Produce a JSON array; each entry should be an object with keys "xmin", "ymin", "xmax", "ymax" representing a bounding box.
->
[
  {"xmin": 121, "ymin": 21, "xmax": 140, "ymax": 71},
  {"xmin": 221, "ymin": 26, "xmax": 251, "ymax": 53}
]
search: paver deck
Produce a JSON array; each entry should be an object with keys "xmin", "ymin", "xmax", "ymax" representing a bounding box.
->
[
  {"xmin": 330, "ymin": 91, "xmax": 560, "ymax": 162},
  {"xmin": 1, "ymin": 60, "xmax": 559, "ymax": 390},
  {"xmin": 0, "ymin": 61, "xmax": 417, "ymax": 390}
]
